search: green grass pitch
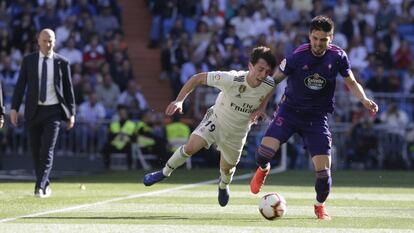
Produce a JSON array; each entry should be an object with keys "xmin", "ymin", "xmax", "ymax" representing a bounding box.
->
[{"xmin": 1, "ymin": 169, "xmax": 413, "ymax": 232}]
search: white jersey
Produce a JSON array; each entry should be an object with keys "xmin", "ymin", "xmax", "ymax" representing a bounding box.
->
[{"xmin": 207, "ymin": 70, "xmax": 275, "ymax": 138}]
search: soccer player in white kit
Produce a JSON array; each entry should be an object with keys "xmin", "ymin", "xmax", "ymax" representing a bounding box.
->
[{"xmin": 143, "ymin": 46, "xmax": 277, "ymax": 207}]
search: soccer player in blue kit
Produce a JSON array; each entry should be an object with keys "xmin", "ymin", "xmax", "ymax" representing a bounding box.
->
[{"xmin": 249, "ymin": 16, "xmax": 378, "ymax": 220}]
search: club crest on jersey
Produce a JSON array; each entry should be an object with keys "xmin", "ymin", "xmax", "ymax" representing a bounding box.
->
[
  {"xmin": 259, "ymin": 96, "xmax": 265, "ymax": 102},
  {"xmin": 304, "ymin": 73, "xmax": 326, "ymax": 90},
  {"xmin": 239, "ymin": 85, "xmax": 246, "ymax": 93}
]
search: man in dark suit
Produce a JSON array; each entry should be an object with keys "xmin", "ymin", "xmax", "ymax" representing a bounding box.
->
[
  {"xmin": 10, "ymin": 28, "xmax": 76, "ymax": 198},
  {"xmin": 0, "ymin": 80, "xmax": 4, "ymax": 128}
]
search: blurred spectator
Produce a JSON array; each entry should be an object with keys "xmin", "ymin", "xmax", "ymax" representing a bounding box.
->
[
  {"xmin": 191, "ymin": 20, "xmax": 212, "ymax": 50},
  {"xmin": 403, "ymin": 62, "xmax": 414, "ymax": 93},
  {"xmin": 277, "ymin": 0, "xmax": 300, "ymax": 26},
  {"xmin": 348, "ymin": 36, "xmax": 368, "ymax": 72},
  {"xmin": 380, "ymin": 100, "xmax": 409, "ymax": 168},
  {"xmin": 383, "ymin": 22, "xmax": 401, "ymax": 56},
  {"xmin": 388, "ymin": 69, "xmax": 402, "ymax": 92},
  {"xmin": 375, "ymin": 0, "xmax": 396, "ymax": 36},
  {"xmin": 106, "ymin": 30, "xmax": 128, "ymax": 57},
  {"xmin": 165, "ymin": 115, "xmax": 190, "ymax": 155},
  {"xmin": 101, "ymin": 105, "xmax": 136, "ymax": 170},
  {"xmin": 393, "ymin": 39, "xmax": 412, "ymax": 70},
  {"xmin": 0, "ymin": 28, "xmax": 12, "ymax": 54},
  {"xmin": 95, "ymin": 74, "xmax": 121, "ymax": 118},
  {"xmin": 345, "ymin": 119, "xmax": 379, "ymax": 169},
  {"xmin": 380, "ymin": 101, "xmax": 409, "ymax": 136},
  {"xmin": 70, "ymin": 0, "xmax": 97, "ymax": 16},
  {"xmin": 405, "ymin": 123, "xmax": 414, "ymax": 168},
  {"xmin": 229, "ymin": 5, "xmax": 253, "ymax": 42},
  {"xmin": 333, "ymin": 0, "xmax": 349, "ymax": 25},
  {"xmin": 375, "ymin": 41, "xmax": 393, "ymax": 69},
  {"xmin": 117, "ymin": 80, "xmax": 149, "ymax": 118},
  {"xmin": 360, "ymin": 53, "xmax": 378, "ymax": 83},
  {"xmin": 55, "ymin": 0, "xmax": 72, "ymax": 22},
  {"xmin": 93, "ymin": 5, "xmax": 119, "ymax": 39},
  {"xmin": 77, "ymin": 92, "xmax": 107, "ymax": 152},
  {"xmin": 180, "ymin": 54, "xmax": 208, "ymax": 85},
  {"xmin": 136, "ymin": 112, "xmax": 169, "ymax": 166},
  {"xmin": 37, "ymin": 3, "xmax": 61, "ymax": 30},
  {"xmin": 251, "ymin": 7, "xmax": 274, "ymax": 37},
  {"xmin": 0, "ymin": 56, "xmax": 19, "ymax": 105},
  {"xmin": 111, "ymin": 55, "xmax": 133, "ymax": 92},
  {"xmin": 83, "ymin": 35, "xmax": 106, "ymax": 75},
  {"xmin": 341, "ymin": 4, "xmax": 366, "ymax": 42},
  {"xmin": 200, "ymin": 4, "xmax": 225, "ymax": 32},
  {"xmin": 55, "ymin": 15, "xmax": 76, "ymax": 49},
  {"xmin": 366, "ymin": 66, "xmax": 390, "ymax": 92},
  {"xmin": 11, "ymin": 13, "xmax": 36, "ymax": 52},
  {"xmin": 58, "ymin": 37, "xmax": 83, "ymax": 65}
]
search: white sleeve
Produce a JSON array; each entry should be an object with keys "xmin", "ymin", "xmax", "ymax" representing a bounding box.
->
[{"xmin": 206, "ymin": 71, "xmax": 235, "ymax": 91}]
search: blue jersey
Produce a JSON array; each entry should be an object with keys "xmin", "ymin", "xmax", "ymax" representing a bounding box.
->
[{"xmin": 279, "ymin": 43, "xmax": 351, "ymax": 114}]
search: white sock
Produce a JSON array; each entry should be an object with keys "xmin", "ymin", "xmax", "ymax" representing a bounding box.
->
[
  {"xmin": 219, "ymin": 167, "xmax": 235, "ymax": 189},
  {"xmin": 315, "ymin": 202, "xmax": 324, "ymax": 207},
  {"xmin": 162, "ymin": 146, "xmax": 190, "ymax": 176}
]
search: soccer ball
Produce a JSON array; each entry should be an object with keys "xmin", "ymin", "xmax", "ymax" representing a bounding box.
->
[{"xmin": 258, "ymin": 192, "xmax": 287, "ymax": 220}]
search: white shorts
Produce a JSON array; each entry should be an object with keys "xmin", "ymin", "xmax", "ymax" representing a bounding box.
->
[{"xmin": 192, "ymin": 108, "xmax": 246, "ymax": 165}]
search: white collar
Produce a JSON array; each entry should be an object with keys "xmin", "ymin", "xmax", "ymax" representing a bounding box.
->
[{"xmin": 39, "ymin": 51, "xmax": 54, "ymax": 59}]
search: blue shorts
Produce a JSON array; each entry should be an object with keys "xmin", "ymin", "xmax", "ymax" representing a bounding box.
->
[{"xmin": 264, "ymin": 104, "xmax": 332, "ymax": 156}]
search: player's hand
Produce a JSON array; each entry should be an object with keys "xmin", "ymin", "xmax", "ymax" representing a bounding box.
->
[
  {"xmin": 67, "ymin": 115, "xmax": 75, "ymax": 130},
  {"xmin": 250, "ymin": 108, "xmax": 267, "ymax": 124},
  {"xmin": 362, "ymin": 98, "xmax": 378, "ymax": 115},
  {"xmin": 165, "ymin": 101, "xmax": 183, "ymax": 116},
  {"xmin": 10, "ymin": 109, "xmax": 18, "ymax": 127}
]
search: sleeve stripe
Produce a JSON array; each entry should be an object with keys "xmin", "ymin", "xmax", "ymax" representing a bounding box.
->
[{"xmin": 263, "ymin": 78, "xmax": 275, "ymax": 87}]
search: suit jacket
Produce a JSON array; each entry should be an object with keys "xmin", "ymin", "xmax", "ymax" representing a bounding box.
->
[
  {"xmin": 11, "ymin": 52, "xmax": 76, "ymax": 121},
  {"xmin": 0, "ymin": 81, "xmax": 4, "ymax": 116}
]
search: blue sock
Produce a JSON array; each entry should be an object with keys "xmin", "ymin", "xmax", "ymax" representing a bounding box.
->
[{"xmin": 315, "ymin": 169, "xmax": 331, "ymax": 203}]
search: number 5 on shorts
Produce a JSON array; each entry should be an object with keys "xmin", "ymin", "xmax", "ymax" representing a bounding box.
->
[{"xmin": 275, "ymin": 116, "xmax": 284, "ymax": 126}]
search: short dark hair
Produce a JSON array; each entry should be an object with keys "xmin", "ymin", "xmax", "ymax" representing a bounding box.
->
[
  {"xmin": 249, "ymin": 46, "xmax": 276, "ymax": 71},
  {"xmin": 310, "ymin": 15, "xmax": 334, "ymax": 34}
]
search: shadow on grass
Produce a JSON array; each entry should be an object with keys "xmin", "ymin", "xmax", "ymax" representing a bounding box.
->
[{"xmin": 23, "ymin": 215, "xmax": 188, "ymax": 220}]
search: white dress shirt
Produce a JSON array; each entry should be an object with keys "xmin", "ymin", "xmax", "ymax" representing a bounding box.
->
[{"xmin": 38, "ymin": 51, "xmax": 59, "ymax": 105}]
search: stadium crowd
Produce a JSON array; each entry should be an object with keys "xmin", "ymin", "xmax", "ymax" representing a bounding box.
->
[{"xmin": 0, "ymin": 0, "xmax": 413, "ymax": 170}]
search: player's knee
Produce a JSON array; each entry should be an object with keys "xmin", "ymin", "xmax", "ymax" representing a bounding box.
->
[
  {"xmin": 220, "ymin": 166, "xmax": 236, "ymax": 175},
  {"xmin": 182, "ymin": 145, "xmax": 195, "ymax": 156},
  {"xmin": 255, "ymin": 145, "xmax": 276, "ymax": 168}
]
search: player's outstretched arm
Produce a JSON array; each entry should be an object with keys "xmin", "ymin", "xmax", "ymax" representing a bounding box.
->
[
  {"xmin": 344, "ymin": 74, "xmax": 378, "ymax": 114},
  {"xmin": 165, "ymin": 72, "xmax": 208, "ymax": 116},
  {"xmin": 250, "ymin": 86, "xmax": 276, "ymax": 124},
  {"xmin": 272, "ymin": 68, "xmax": 287, "ymax": 85}
]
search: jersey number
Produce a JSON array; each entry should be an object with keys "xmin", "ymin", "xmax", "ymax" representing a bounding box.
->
[
  {"xmin": 205, "ymin": 120, "xmax": 216, "ymax": 132},
  {"xmin": 275, "ymin": 116, "xmax": 284, "ymax": 126}
]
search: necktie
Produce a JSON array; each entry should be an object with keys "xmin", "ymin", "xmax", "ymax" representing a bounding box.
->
[{"xmin": 40, "ymin": 57, "xmax": 47, "ymax": 102}]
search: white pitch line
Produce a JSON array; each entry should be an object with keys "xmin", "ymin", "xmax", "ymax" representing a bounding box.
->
[{"xmin": 0, "ymin": 168, "xmax": 273, "ymax": 224}]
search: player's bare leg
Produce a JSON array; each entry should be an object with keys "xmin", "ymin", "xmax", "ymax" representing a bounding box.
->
[
  {"xmin": 250, "ymin": 137, "xmax": 280, "ymax": 194},
  {"xmin": 218, "ymin": 155, "xmax": 236, "ymax": 207},
  {"xmin": 143, "ymin": 134, "xmax": 207, "ymax": 186},
  {"xmin": 312, "ymin": 155, "xmax": 332, "ymax": 220}
]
